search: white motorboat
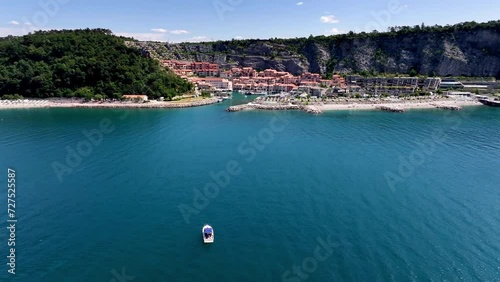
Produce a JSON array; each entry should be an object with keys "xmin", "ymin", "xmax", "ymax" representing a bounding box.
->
[{"xmin": 202, "ymin": 225, "xmax": 214, "ymax": 244}]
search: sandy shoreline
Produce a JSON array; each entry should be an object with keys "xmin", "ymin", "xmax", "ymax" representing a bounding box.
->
[{"xmin": 0, "ymin": 98, "xmax": 221, "ymax": 109}]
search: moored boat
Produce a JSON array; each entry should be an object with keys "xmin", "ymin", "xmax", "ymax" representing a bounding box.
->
[
  {"xmin": 479, "ymin": 99, "xmax": 500, "ymax": 107},
  {"xmin": 202, "ymin": 225, "xmax": 214, "ymax": 244}
]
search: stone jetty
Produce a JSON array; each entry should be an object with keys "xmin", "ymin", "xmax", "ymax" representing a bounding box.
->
[
  {"xmin": 227, "ymin": 104, "xmax": 252, "ymax": 112},
  {"xmin": 227, "ymin": 103, "xmax": 324, "ymax": 114},
  {"xmin": 227, "ymin": 103, "xmax": 301, "ymax": 112},
  {"xmin": 301, "ymin": 106, "xmax": 323, "ymax": 114},
  {"xmin": 377, "ymin": 105, "xmax": 405, "ymax": 112},
  {"xmin": 432, "ymin": 104, "xmax": 463, "ymax": 111}
]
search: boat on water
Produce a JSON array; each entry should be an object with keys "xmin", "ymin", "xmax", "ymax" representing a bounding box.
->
[
  {"xmin": 202, "ymin": 225, "xmax": 214, "ymax": 244},
  {"xmin": 222, "ymin": 96, "xmax": 232, "ymax": 100},
  {"xmin": 479, "ymin": 99, "xmax": 500, "ymax": 107}
]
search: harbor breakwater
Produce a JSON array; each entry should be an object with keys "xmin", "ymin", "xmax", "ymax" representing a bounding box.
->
[
  {"xmin": 377, "ymin": 106, "xmax": 406, "ymax": 113},
  {"xmin": 226, "ymin": 103, "xmax": 323, "ymax": 114},
  {"xmin": 227, "ymin": 101, "xmax": 474, "ymax": 114}
]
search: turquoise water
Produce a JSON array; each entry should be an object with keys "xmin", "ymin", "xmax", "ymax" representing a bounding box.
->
[{"xmin": 1, "ymin": 95, "xmax": 500, "ymax": 281}]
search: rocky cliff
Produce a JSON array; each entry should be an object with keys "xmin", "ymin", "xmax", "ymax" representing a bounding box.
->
[{"xmin": 130, "ymin": 21, "xmax": 500, "ymax": 78}]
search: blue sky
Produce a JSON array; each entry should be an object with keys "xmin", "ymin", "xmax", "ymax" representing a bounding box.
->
[{"xmin": 1, "ymin": 0, "xmax": 499, "ymax": 42}]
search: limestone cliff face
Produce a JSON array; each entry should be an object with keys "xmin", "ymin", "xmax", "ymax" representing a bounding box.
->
[
  {"xmin": 133, "ymin": 21, "xmax": 500, "ymax": 78},
  {"xmin": 326, "ymin": 29, "xmax": 500, "ymax": 77}
]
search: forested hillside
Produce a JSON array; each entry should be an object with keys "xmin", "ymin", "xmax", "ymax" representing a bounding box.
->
[{"xmin": 0, "ymin": 29, "xmax": 193, "ymax": 99}]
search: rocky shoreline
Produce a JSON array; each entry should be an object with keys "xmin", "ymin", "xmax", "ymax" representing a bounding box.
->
[{"xmin": 227, "ymin": 99, "xmax": 482, "ymax": 114}]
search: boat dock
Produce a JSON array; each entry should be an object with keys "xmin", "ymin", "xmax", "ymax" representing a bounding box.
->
[{"xmin": 479, "ymin": 99, "xmax": 500, "ymax": 107}]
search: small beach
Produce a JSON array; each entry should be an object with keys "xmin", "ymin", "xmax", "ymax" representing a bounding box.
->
[{"xmin": 0, "ymin": 97, "xmax": 221, "ymax": 109}]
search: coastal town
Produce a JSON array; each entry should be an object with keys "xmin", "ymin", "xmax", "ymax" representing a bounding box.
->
[
  {"xmin": 160, "ymin": 59, "xmax": 499, "ymax": 99},
  {"xmin": 2, "ymin": 59, "xmax": 497, "ymax": 113},
  {"xmin": 156, "ymin": 59, "xmax": 500, "ymax": 113}
]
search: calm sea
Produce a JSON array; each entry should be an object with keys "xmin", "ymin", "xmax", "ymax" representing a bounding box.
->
[{"xmin": 1, "ymin": 94, "xmax": 500, "ymax": 281}]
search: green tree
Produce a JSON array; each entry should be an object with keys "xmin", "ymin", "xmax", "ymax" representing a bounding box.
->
[
  {"xmin": 0, "ymin": 29, "xmax": 193, "ymax": 99},
  {"xmin": 74, "ymin": 87, "xmax": 94, "ymax": 101}
]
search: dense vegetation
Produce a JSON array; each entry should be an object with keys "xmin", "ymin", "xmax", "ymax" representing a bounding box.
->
[{"xmin": 0, "ymin": 29, "xmax": 193, "ymax": 100}]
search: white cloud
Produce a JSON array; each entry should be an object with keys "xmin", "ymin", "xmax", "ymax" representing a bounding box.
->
[
  {"xmin": 320, "ymin": 15, "xmax": 339, "ymax": 24},
  {"xmin": 296, "ymin": 2, "xmax": 304, "ymax": 5},
  {"xmin": 115, "ymin": 32, "xmax": 169, "ymax": 42},
  {"xmin": 170, "ymin": 30, "xmax": 189, "ymax": 35},
  {"xmin": 8, "ymin": 20, "xmax": 20, "ymax": 25},
  {"xmin": 0, "ymin": 24, "xmax": 54, "ymax": 37},
  {"xmin": 234, "ymin": 36, "xmax": 244, "ymax": 40},
  {"xmin": 326, "ymin": 28, "xmax": 343, "ymax": 35},
  {"xmin": 151, "ymin": 28, "xmax": 168, "ymax": 33},
  {"xmin": 184, "ymin": 36, "xmax": 211, "ymax": 43},
  {"xmin": 191, "ymin": 36, "xmax": 208, "ymax": 41},
  {"xmin": 0, "ymin": 27, "xmax": 25, "ymax": 37}
]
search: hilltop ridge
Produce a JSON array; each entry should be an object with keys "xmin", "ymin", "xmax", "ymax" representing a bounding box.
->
[{"xmin": 128, "ymin": 20, "xmax": 500, "ymax": 78}]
